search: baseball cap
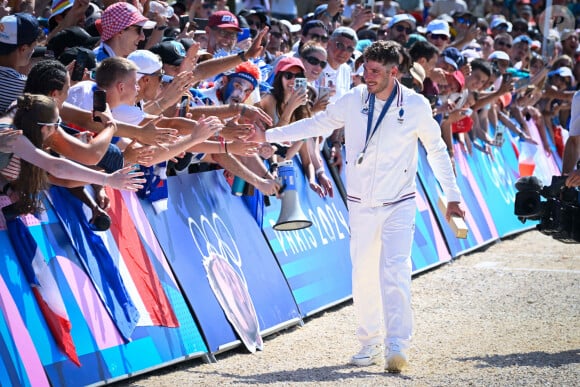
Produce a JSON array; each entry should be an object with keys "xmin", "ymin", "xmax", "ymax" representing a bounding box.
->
[
  {"xmin": 331, "ymin": 26, "xmax": 358, "ymax": 43},
  {"xmin": 208, "ymin": 10, "xmax": 241, "ymax": 32},
  {"xmin": 490, "ymin": 17, "xmax": 512, "ymax": 32},
  {"xmin": 446, "ymin": 70, "xmax": 465, "ymax": 92},
  {"xmin": 0, "ymin": 13, "xmax": 40, "ymax": 55},
  {"xmin": 275, "ymin": 56, "xmax": 305, "ymax": 74},
  {"xmin": 47, "ymin": 26, "xmax": 100, "ymax": 58},
  {"xmin": 426, "ymin": 19, "xmax": 450, "ymax": 36},
  {"xmin": 101, "ymin": 2, "xmax": 156, "ymax": 42},
  {"xmin": 560, "ymin": 29, "xmax": 577, "ymax": 42},
  {"xmin": 58, "ymin": 46, "xmax": 97, "ymax": 70},
  {"xmin": 441, "ymin": 47, "xmax": 465, "ymax": 70},
  {"xmin": 49, "ymin": 0, "xmax": 74, "ymax": 20},
  {"xmin": 513, "ymin": 35, "xmax": 532, "ymax": 45},
  {"xmin": 410, "ymin": 62, "xmax": 426, "ymax": 90},
  {"xmin": 150, "ymin": 40, "xmax": 186, "ymax": 66},
  {"xmin": 279, "ymin": 19, "xmax": 301, "ymax": 34},
  {"xmin": 128, "ymin": 49, "xmax": 163, "ymax": 79},
  {"xmin": 387, "ymin": 14, "xmax": 416, "ymax": 30},
  {"xmin": 488, "ymin": 50, "xmax": 510, "ymax": 61},
  {"xmin": 548, "ymin": 67, "xmax": 574, "ymax": 79}
]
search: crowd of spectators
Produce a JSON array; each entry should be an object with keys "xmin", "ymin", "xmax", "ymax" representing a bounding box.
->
[{"xmin": 0, "ymin": 0, "xmax": 578, "ymax": 225}]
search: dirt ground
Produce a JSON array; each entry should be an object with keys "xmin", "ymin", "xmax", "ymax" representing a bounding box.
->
[{"xmin": 121, "ymin": 230, "xmax": 580, "ymax": 387}]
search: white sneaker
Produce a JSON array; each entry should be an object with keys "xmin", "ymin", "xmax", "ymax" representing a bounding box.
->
[
  {"xmin": 350, "ymin": 344, "xmax": 382, "ymax": 366},
  {"xmin": 385, "ymin": 343, "xmax": 408, "ymax": 373}
]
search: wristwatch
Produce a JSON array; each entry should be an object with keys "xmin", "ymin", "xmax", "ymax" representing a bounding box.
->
[{"xmin": 238, "ymin": 50, "xmax": 247, "ymax": 62}]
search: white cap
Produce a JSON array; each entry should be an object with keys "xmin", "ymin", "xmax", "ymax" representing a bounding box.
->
[
  {"xmin": 488, "ymin": 50, "xmax": 510, "ymax": 61},
  {"xmin": 279, "ymin": 19, "xmax": 301, "ymax": 34},
  {"xmin": 426, "ymin": 19, "xmax": 450, "ymax": 37},
  {"xmin": 387, "ymin": 13, "xmax": 416, "ymax": 29},
  {"xmin": 128, "ymin": 50, "xmax": 163, "ymax": 80}
]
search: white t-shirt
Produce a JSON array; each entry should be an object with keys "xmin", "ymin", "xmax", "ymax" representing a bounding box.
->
[
  {"xmin": 321, "ymin": 63, "xmax": 352, "ymax": 103},
  {"xmin": 111, "ymin": 104, "xmax": 146, "ymax": 126},
  {"xmin": 66, "ymin": 80, "xmax": 96, "ymax": 111}
]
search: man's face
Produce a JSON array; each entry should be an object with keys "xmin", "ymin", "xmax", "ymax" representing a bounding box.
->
[
  {"xmin": 466, "ymin": 68, "xmax": 490, "ymax": 91},
  {"xmin": 140, "ymin": 70, "xmax": 164, "ymax": 101},
  {"xmin": 222, "ymin": 76, "xmax": 254, "ymax": 104},
  {"xmin": 422, "ymin": 54, "xmax": 438, "ymax": 74},
  {"xmin": 118, "ymin": 70, "xmax": 140, "ymax": 104},
  {"xmin": 427, "ymin": 33, "xmax": 449, "ymax": 51},
  {"xmin": 53, "ymin": 73, "xmax": 71, "ymax": 110},
  {"xmin": 494, "ymin": 37, "xmax": 513, "ymax": 55},
  {"xmin": 206, "ymin": 27, "xmax": 238, "ymax": 54},
  {"xmin": 302, "ymin": 27, "xmax": 329, "ymax": 48},
  {"xmin": 388, "ymin": 22, "xmax": 412, "ymax": 45},
  {"xmin": 363, "ymin": 60, "xmax": 393, "ymax": 96},
  {"xmin": 116, "ymin": 24, "xmax": 146, "ymax": 57},
  {"xmin": 563, "ymin": 35, "xmax": 579, "ymax": 54},
  {"xmin": 267, "ymin": 26, "xmax": 283, "ymax": 52},
  {"xmin": 328, "ymin": 36, "xmax": 355, "ymax": 66},
  {"xmin": 512, "ymin": 42, "xmax": 529, "ymax": 63},
  {"xmin": 246, "ymin": 14, "xmax": 263, "ymax": 38}
]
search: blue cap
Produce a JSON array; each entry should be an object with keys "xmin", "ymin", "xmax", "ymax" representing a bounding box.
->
[{"xmin": 387, "ymin": 14, "xmax": 416, "ymax": 29}]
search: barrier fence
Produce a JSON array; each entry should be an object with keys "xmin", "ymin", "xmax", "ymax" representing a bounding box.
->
[{"xmin": 0, "ymin": 120, "xmax": 559, "ymax": 386}]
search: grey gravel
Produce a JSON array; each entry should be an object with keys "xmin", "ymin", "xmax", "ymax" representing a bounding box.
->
[{"xmin": 122, "ymin": 230, "xmax": 580, "ymax": 386}]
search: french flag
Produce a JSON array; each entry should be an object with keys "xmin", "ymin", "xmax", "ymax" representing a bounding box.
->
[{"xmin": 5, "ymin": 216, "xmax": 81, "ymax": 366}]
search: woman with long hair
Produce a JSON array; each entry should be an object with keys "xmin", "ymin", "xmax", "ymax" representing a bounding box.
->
[
  {"xmin": 1, "ymin": 94, "xmax": 144, "ymax": 215},
  {"xmin": 258, "ymin": 57, "xmax": 333, "ymax": 198}
]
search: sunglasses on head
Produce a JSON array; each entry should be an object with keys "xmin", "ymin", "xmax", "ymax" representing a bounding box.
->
[
  {"xmin": 394, "ymin": 24, "xmax": 413, "ymax": 34},
  {"xmin": 304, "ymin": 56, "xmax": 327, "ymax": 68},
  {"xmin": 37, "ymin": 117, "xmax": 62, "ymax": 127},
  {"xmin": 308, "ymin": 33, "xmax": 329, "ymax": 43},
  {"xmin": 282, "ymin": 71, "xmax": 305, "ymax": 80}
]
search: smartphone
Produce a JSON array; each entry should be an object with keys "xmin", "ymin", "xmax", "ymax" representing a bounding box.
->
[
  {"xmin": 71, "ymin": 49, "xmax": 89, "ymax": 82},
  {"xmin": 294, "ymin": 78, "xmax": 308, "ymax": 92},
  {"xmin": 192, "ymin": 17, "xmax": 208, "ymax": 30},
  {"xmin": 179, "ymin": 15, "xmax": 189, "ymax": 31},
  {"xmin": 93, "ymin": 89, "xmax": 107, "ymax": 121},
  {"xmin": 318, "ymin": 85, "xmax": 331, "ymax": 100},
  {"xmin": 178, "ymin": 94, "xmax": 189, "ymax": 117}
]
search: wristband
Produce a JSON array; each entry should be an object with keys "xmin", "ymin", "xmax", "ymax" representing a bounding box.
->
[
  {"xmin": 224, "ymin": 141, "xmax": 229, "ymax": 154},
  {"xmin": 238, "ymin": 50, "xmax": 247, "ymax": 62},
  {"xmin": 219, "ymin": 136, "xmax": 225, "ymax": 153},
  {"xmin": 103, "ymin": 174, "xmax": 108, "ymax": 186},
  {"xmin": 315, "ymin": 167, "xmax": 325, "ymax": 176},
  {"xmin": 240, "ymin": 104, "xmax": 247, "ymax": 116}
]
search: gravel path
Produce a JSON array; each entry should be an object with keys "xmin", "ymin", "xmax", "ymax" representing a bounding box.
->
[{"xmin": 122, "ymin": 230, "xmax": 580, "ymax": 386}]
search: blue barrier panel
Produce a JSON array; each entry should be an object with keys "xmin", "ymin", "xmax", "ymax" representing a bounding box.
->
[
  {"xmin": 412, "ymin": 177, "xmax": 452, "ymax": 273},
  {"xmin": 262, "ymin": 157, "xmax": 352, "ymax": 317},
  {"xmin": 417, "ymin": 144, "xmax": 499, "ymax": 256},
  {"xmin": 0, "ymin": 193, "xmax": 207, "ymax": 387},
  {"xmin": 142, "ymin": 171, "xmax": 301, "ymax": 353},
  {"xmin": 465, "ymin": 134, "xmax": 533, "ymax": 237}
]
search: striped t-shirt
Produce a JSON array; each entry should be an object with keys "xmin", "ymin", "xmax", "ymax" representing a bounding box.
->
[{"xmin": 0, "ymin": 66, "xmax": 26, "ymax": 115}]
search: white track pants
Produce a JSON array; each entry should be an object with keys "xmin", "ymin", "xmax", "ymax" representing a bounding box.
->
[{"xmin": 349, "ymin": 199, "xmax": 415, "ymax": 351}]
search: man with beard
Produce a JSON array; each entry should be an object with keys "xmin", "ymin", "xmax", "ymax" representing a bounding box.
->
[
  {"xmin": 252, "ymin": 41, "xmax": 465, "ymax": 373},
  {"xmin": 386, "ymin": 14, "xmax": 416, "ymax": 46}
]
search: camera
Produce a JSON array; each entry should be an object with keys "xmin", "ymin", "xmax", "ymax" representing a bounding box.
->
[{"xmin": 514, "ymin": 175, "xmax": 580, "ymax": 243}]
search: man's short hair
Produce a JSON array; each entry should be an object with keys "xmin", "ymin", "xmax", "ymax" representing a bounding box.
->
[
  {"xmin": 363, "ymin": 40, "xmax": 402, "ymax": 67},
  {"xmin": 301, "ymin": 20, "xmax": 327, "ymax": 37},
  {"xmin": 409, "ymin": 40, "xmax": 440, "ymax": 62},
  {"xmin": 470, "ymin": 58, "xmax": 492, "ymax": 78},
  {"xmin": 95, "ymin": 57, "xmax": 138, "ymax": 89}
]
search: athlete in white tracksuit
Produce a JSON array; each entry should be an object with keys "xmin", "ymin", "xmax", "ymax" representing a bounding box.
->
[{"xmin": 258, "ymin": 41, "xmax": 464, "ymax": 372}]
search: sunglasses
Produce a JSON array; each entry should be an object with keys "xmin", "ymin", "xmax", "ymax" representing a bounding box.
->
[
  {"xmin": 125, "ymin": 25, "xmax": 143, "ymax": 35},
  {"xmin": 303, "ymin": 55, "xmax": 327, "ymax": 68},
  {"xmin": 430, "ymin": 34, "xmax": 449, "ymax": 41},
  {"xmin": 335, "ymin": 41, "xmax": 355, "ymax": 53},
  {"xmin": 308, "ymin": 33, "xmax": 329, "ymax": 43},
  {"xmin": 270, "ymin": 31, "xmax": 283, "ymax": 38},
  {"xmin": 394, "ymin": 24, "xmax": 413, "ymax": 34},
  {"xmin": 282, "ymin": 71, "xmax": 305, "ymax": 80},
  {"xmin": 37, "ymin": 117, "xmax": 62, "ymax": 127},
  {"xmin": 247, "ymin": 19, "xmax": 262, "ymax": 28},
  {"xmin": 496, "ymin": 40, "xmax": 512, "ymax": 48},
  {"xmin": 202, "ymin": 3, "xmax": 214, "ymax": 9}
]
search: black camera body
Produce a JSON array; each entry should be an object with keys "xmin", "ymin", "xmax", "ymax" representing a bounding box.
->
[{"xmin": 514, "ymin": 175, "xmax": 580, "ymax": 243}]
